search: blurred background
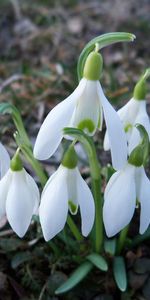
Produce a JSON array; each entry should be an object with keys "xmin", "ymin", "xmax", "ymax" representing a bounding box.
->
[{"xmin": 0, "ymin": 0, "xmax": 150, "ymax": 299}]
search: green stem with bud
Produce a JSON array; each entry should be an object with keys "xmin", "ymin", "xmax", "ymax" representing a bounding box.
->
[
  {"xmin": 117, "ymin": 225, "xmax": 129, "ymax": 254},
  {"xmin": 63, "ymin": 127, "xmax": 103, "ymax": 253},
  {"xmin": 77, "ymin": 32, "xmax": 136, "ymax": 80}
]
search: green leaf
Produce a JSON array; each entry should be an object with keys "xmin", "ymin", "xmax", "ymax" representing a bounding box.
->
[
  {"xmin": 104, "ymin": 238, "xmax": 117, "ymax": 256},
  {"xmin": 11, "ymin": 252, "xmax": 31, "ymax": 269},
  {"xmin": 87, "ymin": 253, "xmax": 108, "ymax": 271},
  {"xmin": 130, "ymin": 226, "xmax": 150, "ymax": 247},
  {"xmin": 77, "ymin": 32, "xmax": 136, "ymax": 80},
  {"xmin": 0, "ymin": 102, "xmax": 31, "ymax": 148},
  {"xmin": 113, "ymin": 256, "xmax": 127, "ymax": 292},
  {"xmin": 55, "ymin": 261, "xmax": 93, "ymax": 294}
]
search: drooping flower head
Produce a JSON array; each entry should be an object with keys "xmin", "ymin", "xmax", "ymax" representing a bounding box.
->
[
  {"xmin": 104, "ymin": 68, "xmax": 150, "ymax": 154},
  {"xmin": 39, "ymin": 146, "xmax": 95, "ymax": 241},
  {"xmin": 0, "ymin": 142, "xmax": 10, "ymax": 178},
  {"xmin": 34, "ymin": 51, "xmax": 127, "ymax": 170},
  {"xmin": 0, "ymin": 150, "xmax": 40, "ymax": 237},
  {"xmin": 103, "ymin": 125, "xmax": 150, "ymax": 237}
]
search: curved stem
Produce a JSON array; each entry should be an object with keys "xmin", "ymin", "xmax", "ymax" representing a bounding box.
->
[
  {"xmin": 77, "ymin": 32, "xmax": 136, "ymax": 80},
  {"xmin": 64, "ymin": 127, "xmax": 103, "ymax": 253},
  {"xmin": 67, "ymin": 215, "xmax": 83, "ymax": 242},
  {"xmin": 117, "ymin": 225, "xmax": 129, "ymax": 254}
]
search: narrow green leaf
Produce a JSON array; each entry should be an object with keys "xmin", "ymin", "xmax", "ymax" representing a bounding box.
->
[
  {"xmin": 87, "ymin": 253, "xmax": 108, "ymax": 271},
  {"xmin": 104, "ymin": 238, "xmax": 116, "ymax": 255},
  {"xmin": 113, "ymin": 256, "xmax": 127, "ymax": 292},
  {"xmin": 77, "ymin": 32, "xmax": 136, "ymax": 80},
  {"xmin": 55, "ymin": 261, "xmax": 93, "ymax": 294},
  {"xmin": 130, "ymin": 226, "xmax": 150, "ymax": 247},
  {"xmin": 11, "ymin": 252, "xmax": 31, "ymax": 269},
  {"xmin": 0, "ymin": 102, "xmax": 31, "ymax": 148}
]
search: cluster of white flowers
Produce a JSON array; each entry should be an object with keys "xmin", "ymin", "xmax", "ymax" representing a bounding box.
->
[{"xmin": 0, "ymin": 51, "xmax": 149, "ymax": 241}]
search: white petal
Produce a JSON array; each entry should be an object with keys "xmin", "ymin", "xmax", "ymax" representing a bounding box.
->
[
  {"xmin": 24, "ymin": 170, "xmax": 40, "ymax": 214},
  {"xmin": 39, "ymin": 166, "xmax": 68, "ymax": 241},
  {"xmin": 97, "ymin": 82, "xmax": 128, "ymax": 170},
  {"xmin": 76, "ymin": 168, "xmax": 95, "ymax": 236},
  {"xmin": 6, "ymin": 170, "xmax": 35, "ymax": 238},
  {"xmin": 34, "ymin": 79, "xmax": 86, "ymax": 160},
  {"xmin": 128, "ymin": 102, "xmax": 150, "ymax": 153},
  {"xmin": 103, "ymin": 164, "xmax": 136, "ymax": 237},
  {"xmin": 135, "ymin": 167, "xmax": 150, "ymax": 234},
  {"xmin": 103, "ymin": 98, "xmax": 140, "ymax": 152},
  {"xmin": 66, "ymin": 168, "xmax": 78, "ymax": 214},
  {"xmin": 0, "ymin": 142, "xmax": 10, "ymax": 178},
  {"xmin": 103, "ymin": 130, "xmax": 110, "ymax": 151},
  {"xmin": 70, "ymin": 80, "xmax": 100, "ymax": 135},
  {"xmin": 0, "ymin": 170, "xmax": 12, "ymax": 219},
  {"xmin": 118, "ymin": 98, "xmax": 139, "ymax": 126}
]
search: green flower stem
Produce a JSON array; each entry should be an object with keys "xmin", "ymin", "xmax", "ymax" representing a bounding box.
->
[
  {"xmin": 77, "ymin": 32, "xmax": 136, "ymax": 80},
  {"xmin": 117, "ymin": 225, "xmax": 129, "ymax": 254},
  {"xmin": 88, "ymin": 146, "xmax": 103, "ymax": 253},
  {"xmin": 63, "ymin": 127, "xmax": 103, "ymax": 253},
  {"xmin": 14, "ymin": 133, "xmax": 48, "ymax": 188},
  {"xmin": 67, "ymin": 215, "xmax": 83, "ymax": 242}
]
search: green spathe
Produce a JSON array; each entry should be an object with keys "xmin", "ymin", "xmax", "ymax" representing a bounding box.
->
[
  {"xmin": 83, "ymin": 51, "xmax": 103, "ymax": 81},
  {"xmin": 62, "ymin": 146, "xmax": 78, "ymax": 169},
  {"xmin": 10, "ymin": 151, "xmax": 23, "ymax": 171}
]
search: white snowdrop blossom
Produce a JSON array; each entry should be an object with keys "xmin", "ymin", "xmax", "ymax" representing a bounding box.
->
[
  {"xmin": 34, "ymin": 52, "xmax": 127, "ymax": 170},
  {"xmin": 0, "ymin": 167, "xmax": 40, "ymax": 237},
  {"xmin": 39, "ymin": 164, "xmax": 95, "ymax": 241},
  {"xmin": 104, "ymin": 69, "xmax": 150, "ymax": 154},
  {"xmin": 0, "ymin": 142, "xmax": 10, "ymax": 178},
  {"xmin": 103, "ymin": 163, "xmax": 150, "ymax": 237},
  {"xmin": 104, "ymin": 98, "xmax": 150, "ymax": 154}
]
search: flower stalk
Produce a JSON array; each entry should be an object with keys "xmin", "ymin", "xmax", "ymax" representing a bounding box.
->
[{"xmin": 63, "ymin": 127, "xmax": 103, "ymax": 253}]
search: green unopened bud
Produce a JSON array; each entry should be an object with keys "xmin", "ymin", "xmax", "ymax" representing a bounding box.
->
[
  {"xmin": 62, "ymin": 145, "xmax": 78, "ymax": 169},
  {"xmin": 10, "ymin": 150, "xmax": 23, "ymax": 171},
  {"xmin": 133, "ymin": 68, "xmax": 150, "ymax": 101},
  {"xmin": 128, "ymin": 124, "xmax": 149, "ymax": 167},
  {"xmin": 128, "ymin": 145, "xmax": 144, "ymax": 167},
  {"xmin": 83, "ymin": 51, "xmax": 103, "ymax": 80}
]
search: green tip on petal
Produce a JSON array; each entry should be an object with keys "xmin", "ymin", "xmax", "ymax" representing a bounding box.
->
[
  {"xmin": 10, "ymin": 150, "xmax": 23, "ymax": 171},
  {"xmin": 133, "ymin": 68, "xmax": 150, "ymax": 101},
  {"xmin": 83, "ymin": 51, "xmax": 103, "ymax": 80},
  {"xmin": 68, "ymin": 200, "xmax": 78, "ymax": 214},
  {"xmin": 77, "ymin": 119, "xmax": 95, "ymax": 134},
  {"xmin": 62, "ymin": 145, "xmax": 78, "ymax": 169}
]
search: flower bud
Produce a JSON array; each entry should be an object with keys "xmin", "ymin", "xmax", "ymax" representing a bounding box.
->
[
  {"xmin": 128, "ymin": 144, "xmax": 144, "ymax": 167},
  {"xmin": 133, "ymin": 68, "xmax": 150, "ymax": 101},
  {"xmin": 83, "ymin": 51, "xmax": 103, "ymax": 80},
  {"xmin": 128, "ymin": 124, "xmax": 149, "ymax": 167},
  {"xmin": 62, "ymin": 145, "xmax": 78, "ymax": 169},
  {"xmin": 10, "ymin": 150, "xmax": 23, "ymax": 171}
]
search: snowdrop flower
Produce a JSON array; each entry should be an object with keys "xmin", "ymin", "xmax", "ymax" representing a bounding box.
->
[
  {"xmin": 0, "ymin": 142, "xmax": 10, "ymax": 178},
  {"xmin": 0, "ymin": 151, "xmax": 40, "ymax": 237},
  {"xmin": 104, "ymin": 69, "xmax": 150, "ymax": 154},
  {"xmin": 39, "ymin": 146, "xmax": 95, "ymax": 241},
  {"xmin": 34, "ymin": 51, "xmax": 127, "ymax": 170},
  {"xmin": 103, "ymin": 125, "xmax": 150, "ymax": 237}
]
